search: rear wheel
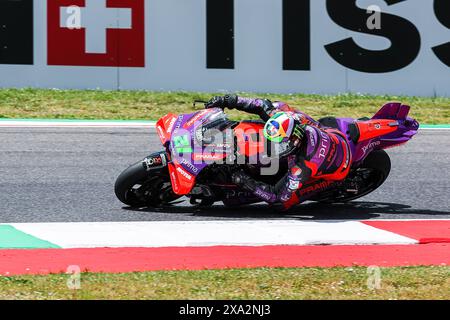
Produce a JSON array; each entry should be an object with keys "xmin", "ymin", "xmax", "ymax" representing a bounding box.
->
[
  {"xmin": 114, "ymin": 161, "xmax": 180, "ymax": 207},
  {"xmin": 313, "ymin": 150, "xmax": 391, "ymax": 203}
]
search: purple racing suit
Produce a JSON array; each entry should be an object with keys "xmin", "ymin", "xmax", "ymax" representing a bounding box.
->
[{"xmin": 227, "ymin": 97, "xmax": 353, "ymax": 209}]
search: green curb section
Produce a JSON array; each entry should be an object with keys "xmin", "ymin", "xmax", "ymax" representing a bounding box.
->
[
  {"xmin": 0, "ymin": 225, "xmax": 60, "ymax": 249},
  {"xmin": 420, "ymin": 124, "xmax": 450, "ymax": 129}
]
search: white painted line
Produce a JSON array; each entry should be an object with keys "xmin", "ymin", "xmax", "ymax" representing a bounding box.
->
[
  {"xmin": 0, "ymin": 120, "xmax": 156, "ymax": 128},
  {"xmin": 8, "ymin": 220, "xmax": 418, "ymax": 249}
]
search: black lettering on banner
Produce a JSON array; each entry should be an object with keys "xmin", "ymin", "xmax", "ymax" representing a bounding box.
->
[
  {"xmin": 283, "ymin": 0, "xmax": 310, "ymax": 70},
  {"xmin": 324, "ymin": 0, "xmax": 421, "ymax": 73},
  {"xmin": 206, "ymin": 0, "xmax": 234, "ymax": 69},
  {"xmin": 0, "ymin": 0, "xmax": 33, "ymax": 65},
  {"xmin": 432, "ymin": 0, "xmax": 450, "ymax": 67}
]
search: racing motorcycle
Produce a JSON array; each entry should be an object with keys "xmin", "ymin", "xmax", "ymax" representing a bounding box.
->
[{"xmin": 115, "ymin": 102, "xmax": 419, "ymax": 209}]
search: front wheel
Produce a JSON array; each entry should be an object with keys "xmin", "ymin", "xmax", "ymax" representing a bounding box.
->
[{"xmin": 114, "ymin": 161, "xmax": 180, "ymax": 208}]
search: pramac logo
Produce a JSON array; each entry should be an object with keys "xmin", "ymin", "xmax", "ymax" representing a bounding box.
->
[{"xmin": 47, "ymin": 0, "xmax": 145, "ymax": 67}]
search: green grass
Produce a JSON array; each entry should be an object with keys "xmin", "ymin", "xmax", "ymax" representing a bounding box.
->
[
  {"xmin": 0, "ymin": 88, "xmax": 448, "ymax": 124},
  {"xmin": 0, "ymin": 266, "xmax": 449, "ymax": 300}
]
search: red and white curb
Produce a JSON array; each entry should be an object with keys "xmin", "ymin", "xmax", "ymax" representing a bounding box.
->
[
  {"xmin": 0, "ymin": 220, "xmax": 449, "ymax": 275},
  {"xmin": 5, "ymin": 220, "xmax": 420, "ymax": 248}
]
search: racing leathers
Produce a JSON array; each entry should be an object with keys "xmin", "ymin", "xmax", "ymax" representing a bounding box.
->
[{"xmin": 206, "ymin": 95, "xmax": 353, "ymax": 209}]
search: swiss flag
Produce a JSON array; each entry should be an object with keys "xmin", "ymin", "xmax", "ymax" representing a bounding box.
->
[{"xmin": 47, "ymin": 0, "xmax": 145, "ymax": 67}]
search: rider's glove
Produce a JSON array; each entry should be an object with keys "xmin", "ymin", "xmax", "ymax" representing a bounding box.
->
[{"xmin": 205, "ymin": 95, "xmax": 238, "ymax": 109}]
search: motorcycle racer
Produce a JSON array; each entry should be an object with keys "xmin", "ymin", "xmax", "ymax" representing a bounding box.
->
[{"xmin": 205, "ymin": 95, "xmax": 352, "ymax": 209}]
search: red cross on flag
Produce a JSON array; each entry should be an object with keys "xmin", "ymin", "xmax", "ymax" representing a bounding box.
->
[{"xmin": 47, "ymin": 0, "xmax": 145, "ymax": 67}]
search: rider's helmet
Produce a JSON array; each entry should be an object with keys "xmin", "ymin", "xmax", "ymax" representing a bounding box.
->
[{"xmin": 263, "ymin": 112, "xmax": 306, "ymax": 149}]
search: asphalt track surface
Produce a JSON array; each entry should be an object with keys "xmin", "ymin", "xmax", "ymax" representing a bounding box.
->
[{"xmin": 0, "ymin": 127, "xmax": 449, "ymax": 223}]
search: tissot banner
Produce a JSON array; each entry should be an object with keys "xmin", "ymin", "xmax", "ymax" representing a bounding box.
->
[
  {"xmin": 0, "ymin": 0, "xmax": 448, "ymax": 96},
  {"xmin": 0, "ymin": 0, "xmax": 34, "ymax": 65}
]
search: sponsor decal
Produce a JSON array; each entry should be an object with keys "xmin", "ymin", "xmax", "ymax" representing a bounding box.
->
[
  {"xmin": 184, "ymin": 110, "xmax": 210, "ymax": 128},
  {"xmin": 318, "ymin": 131, "xmax": 330, "ymax": 159},
  {"xmin": 292, "ymin": 124, "xmax": 305, "ymax": 140},
  {"xmin": 224, "ymin": 190, "xmax": 252, "ymax": 199},
  {"xmin": 176, "ymin": 166, "xmax": 193, "ymax": 181},
  {"xmin": 288, "ymin": 178, "xmax": 300, "ymax": 192},
  {"xmin": 47, "ymin": 0, "xmax": 145, "ymax": 67},
  {"xmin": 166, "ymin": 116, "xmax": 177, "ymax": 134},
  {"xmin": 180, "ymin": 158, "xmax": 199, "ymax": 173},
  {"xmin": 308, "ymin": 130, "xmax": 316, "ymax": 147},
  {"xmin": 204, "ymin": 147, "xmax": 231, "ymax": 154},
  {"xmin": 362, "ymin": 140, "xmax": 381, "ymax": 155},
  {"xmin": 255, "ymin": 189, "xmax": 272, "ymax": 202},
  {"xmin": 170, "ymin": 170, "xmax": 179, "ymax": 192},
  {"xmin": 160, "ymin": 153, "xmax": 167, "ymax": 166},
  {"xmin": 156, "ymin": 125, "xmax": 166, "ymax": 142},
  {"xmin": 143, "ymin": 156, "xmax": 161, "ymax": 169},
  {"xmin": 207, "ymin": 0, "xmax": 450, "ymax": 71},
  {"xmin": 193, "ymin": 153, "xmax": 226, "ymax": 162},
  {"xmin": 142, "ymin": 154, "xmax": 166, "ymax": 170},
  {"xmin": 2, "ymin": 1, "xmax": 449, "ymax": 81},
  {"xmin": 326, "ymin": 141, "xmax": 337, "ymax": 163},
  {"xmin": 299, "ymin": 180, "xmax": 334, "ymax": 197},
  {"xmin": 214, "ymin": 143, "xmax": 232, "ymax": 149},
  {"xmin": 175, "ymin": 115, "xmax": 184, "ymax": 130}
]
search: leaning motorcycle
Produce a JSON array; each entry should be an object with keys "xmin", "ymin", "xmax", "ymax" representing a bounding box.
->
[{"xmin": 115, "ymin": 102, "xmax": 419, "ymax": 208}]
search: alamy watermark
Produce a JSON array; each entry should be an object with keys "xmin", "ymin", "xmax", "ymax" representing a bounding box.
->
[
  {"xmin": 367, "ymin": 265, "xmax": 382, "ymax": 290},
  {"xmin": 367, "ymin": 5, "xmax": 382, "ymax": 30},
  {"xmin": 66, "ymin": 265, "xmax": 81, "ymax": 290},
  {"xmin": 64, "ymin": 6, "xmax": 82, "ymax": 30}
]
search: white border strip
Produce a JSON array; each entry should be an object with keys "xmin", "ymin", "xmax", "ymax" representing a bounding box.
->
[
  {"xmin": 0, "ymin": 120, "xmax": 156, "ymax": 128},
  {"xmin": 6, "ymin": 220, "xmax": 417, "ymax": 248}
]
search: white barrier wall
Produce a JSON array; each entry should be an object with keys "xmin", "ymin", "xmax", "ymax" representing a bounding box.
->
[{"xmin": 0, "ymin": 0, "xmax": 449, "ymax": 96}]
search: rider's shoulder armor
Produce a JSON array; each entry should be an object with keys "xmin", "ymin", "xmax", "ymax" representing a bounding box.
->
[{"xmin": 303, "ymin": 125, "xmax": 321, "ymax": 160}]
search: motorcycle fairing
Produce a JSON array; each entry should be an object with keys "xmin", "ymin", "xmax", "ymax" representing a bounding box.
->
[
  {"xmin": 234, "ymin": 122, "xmax": 266, "ymax": 159},
  {"xmin": 356, "ymin": 119, "xmax": 398, "ymax": 142},
  {"xmin": 166, "ymin": 109, "xmax": 277, "ymax": 196},
  {"xmin": 168, "ymin": 161, "xmax": 196, "ymax": 195},
  {"xmin": 327, "ymin": 103, "xmax": 419, "ymax": 165},
  {"xmin": 167, "ymin": 109, "xmax": 226, "ymax": 195},
  {"xmin": 353, "ymin": 104, "xmax": 419, "ymax": 163},
  {"xmin": 156, "ymin": 113, "xmax": 178, "ymax": 145}
]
